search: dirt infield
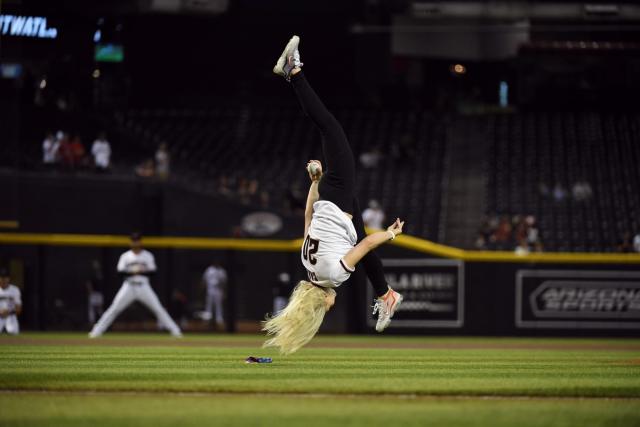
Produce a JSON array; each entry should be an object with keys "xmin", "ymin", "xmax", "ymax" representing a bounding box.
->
[{"xmin": 2, "ymin": 335, "xmax": 640, "ymax": 351}]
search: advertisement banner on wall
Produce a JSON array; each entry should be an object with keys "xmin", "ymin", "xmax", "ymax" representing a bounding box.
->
[
  {"xmin": 367, "ymin": 259, "xmax": 464, "ymax": 329},
  {"xmin": 516, "ymin": 270, "xmax": 640, "ymax": 329}
]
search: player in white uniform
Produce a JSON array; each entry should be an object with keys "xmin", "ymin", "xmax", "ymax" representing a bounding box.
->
[
  {"xmin": 202, "ymin": 262, "xmax": 227, "ymax": 327},
  {"xmin": 89, "ymin": 233, "xmax": 182, "ymax": 338},
  {"xmin": 0, "ymin": 268, "xmax": 22, "ymax": 335},
  {"xmin": 263, "ymin": 36, "xmax": 405, "ymax": 355}
]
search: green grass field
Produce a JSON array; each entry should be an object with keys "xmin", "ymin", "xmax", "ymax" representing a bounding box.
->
[{"xmin": 1, "ymin": 333, "xmax": 639, "ymax": 426}]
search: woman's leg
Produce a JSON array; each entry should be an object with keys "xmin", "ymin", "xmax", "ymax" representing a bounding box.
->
[
  {"xmin": 290, "ymin": 71, "xmax": 355, "ymax": 213},
  {"xmin": 290, "ymin": 72, "xmax": 390, "ymax": 297},
  {"xmin": 352, "ymin": 197, "xmax": 390, "ymax": 297}
]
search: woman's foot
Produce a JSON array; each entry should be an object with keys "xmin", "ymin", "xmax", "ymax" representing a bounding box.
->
[
  {"xmin": 372, "ymin": 288, "xmax": 403, "ymax": 332},
  {"xmin": 273, "ymin": 35, "xmax": 303, "ymax": 81}
]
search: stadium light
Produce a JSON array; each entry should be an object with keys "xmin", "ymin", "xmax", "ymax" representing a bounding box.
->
[{"xmin": 450, "ymin": 63, "xmax": 467, "ymax": 75}]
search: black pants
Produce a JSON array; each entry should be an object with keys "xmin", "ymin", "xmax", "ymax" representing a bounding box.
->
[{"xmin": 291, "ymin": 72, "xmax": 389, "ymax": 298}]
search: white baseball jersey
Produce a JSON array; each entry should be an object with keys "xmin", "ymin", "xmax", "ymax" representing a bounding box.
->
[
  {"xmin": 301, "ymin": 200, "xmax": 357, "ymax": 288},
  {"xmin": 42, "ymin": 138, "xmax": 59, "ymax": 164},
  {"xmin": 91, "ymin": 139, "xmax": 111, "ymax": 168},
  {"xmin": 203, "ymin": 266, "xmax": 227, "ymax": 294},
  {"xmin": 90, "ymin": 247, "xmax": 181, "ymax": 337},
  {"xmin": 0, "ymin": 284, "xmax": 21, "ymax": 312},
  {"xmin": 117, "ymin": 249, "xmax": 157, "ymax": 285}
]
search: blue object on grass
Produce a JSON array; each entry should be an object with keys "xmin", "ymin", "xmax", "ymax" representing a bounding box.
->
[{"xmin": 245, "ymin": 356, "xmax": 272, "ymax": 364}]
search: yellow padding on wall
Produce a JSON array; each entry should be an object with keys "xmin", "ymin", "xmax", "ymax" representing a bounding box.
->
[{"xmin": 1, "ymin": 232, "xmax": 639, "ymax": 264}]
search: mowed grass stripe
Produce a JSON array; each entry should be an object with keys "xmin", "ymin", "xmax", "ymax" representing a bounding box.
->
[
  {"xmin": 1, "ymin": 393, "xmax": 639, "ymax": 427},
  {"xmin": 1, "ymin": 335, "xmax": 639, "ymax": 398},
  {"xmin": 4, "ymin": 332, "xmax": 640, "ymax": 350}
]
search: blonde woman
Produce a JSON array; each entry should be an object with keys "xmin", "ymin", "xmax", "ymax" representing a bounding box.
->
[{"xmin": 263, "ymin": 36, "xmax": 405, "ymax": 355}]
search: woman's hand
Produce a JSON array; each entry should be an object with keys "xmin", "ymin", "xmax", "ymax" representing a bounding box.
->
[
  {"xmin": 387, "ymin": 218, "xmax": 405, "ymax": 237},
  {"xmin": 306, "ymin": 160, "xmax": 323, "ymax": 182}
]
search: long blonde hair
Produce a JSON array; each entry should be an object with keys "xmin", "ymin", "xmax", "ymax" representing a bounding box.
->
[{"xmin": 262, "ymin": 280, "xmax": 335, "ymax": 355}]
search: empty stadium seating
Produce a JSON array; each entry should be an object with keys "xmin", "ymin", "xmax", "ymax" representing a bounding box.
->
[
  {"xmin": 115, "ymin": 107, "xmax": 447, "ymax": 240},
  {"xmin": 41, "ymin": 107, "xmax": 637, "ymax": 252},
  {"xmin": 485, "ymin": 112, "xmax": 640, "ymax": 252}
]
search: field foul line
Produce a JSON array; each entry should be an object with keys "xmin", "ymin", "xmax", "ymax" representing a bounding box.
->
[{"xmin": 1, "ymin": 389, "xmax": 638, "ymax": 401}]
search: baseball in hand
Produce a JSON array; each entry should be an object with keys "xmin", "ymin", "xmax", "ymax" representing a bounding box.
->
[
  {"xmin": 307, "ymin": 162, "xmax": 320, "ymax": 176},
  {"xmin": 307, "ymin": 161, "xmax": 322, "ymax": 181}
]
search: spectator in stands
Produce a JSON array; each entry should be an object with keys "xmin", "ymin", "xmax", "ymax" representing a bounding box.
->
[
  {"xmin": 359, "ymin": 147, "xmax": 382, "ymax": 169},
  {"xmin": 553, "ymin": 182, "xmax": 567, "ymax": 202},
  {"xmin": 488, "ymin": 215, "xmax": 499, "ymax": 231},
  {"xmin": 478, "ymin": 213, "xmax": 542, "ymax": 252},
  {"xmin": 91, "ymin": 132, "xmax": 112, "ymax": 172},
  {"xmin": 135, "ymin": 159, "xmax": 155, "ymax": 178},
  {"xmin": 484, "ymin": 214, "xmax": 500, "ymax": 249},
  {"xmin": 57, "ymin": 132, "xmax": 74, "ymax": 168},
  {"xmin": 218, "ymin": 175, "xmax": 233, "ymax": 197},
  {"xmin": 633, "ymin": 232, "xmax": 640, "ymax": 253},
  {"xmin": 616, "ymin": 232, "xmax": 634, "ymax": 253},
  {"xmin": 475, "ymin": 215, "xmax": 494, "ymax": 249},
  {"xmin": 513, "ymin": 215, "xmax": 528, "ymax": 245},
  {"xmin": 238, "ymin": 178, "xmax": 260, "ymax": 205},
  {"xmin": 526, "ymin": 215, "xmax": 543, "ymax": 252},
  {"xmin": 69, "ymin": 134, "xmax": 87, "ymax": 169},
  {"xmin": 538, "ymin": 182, "xmax": 550, "ymax": 198},
  {"xmin": 572, "ymin": 180, "xmax": 593, "ymax": 202},
  {"xmin": 474, "ymin": 233, "xmax": 487, "ymax": 250},
  {"xmin": 362, "ymin": 199, "xmax": 385, "ymax": 229},
  {"xmin": 155, "ymin": 143, "xmax": 170, "ymax": 180},
  {"xmin": 494, "ymin": 215, "xmax": 512, "ymax": 250},
  {"xmin": 42, "ymin": 131, "xmax": 59, "ymax": 167}
]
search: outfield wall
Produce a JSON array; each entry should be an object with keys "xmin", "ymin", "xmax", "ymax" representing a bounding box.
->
[
  {"xmin": 2, "ymin": 172, "xmax": 639, "ymax": 335},
  {"xmin": 368, "ymin": 259, "xmax": 640, "ymax": 335},
  {"xmin": 2, "ymin": 233, "xmax": 639, "ymax": 336}
]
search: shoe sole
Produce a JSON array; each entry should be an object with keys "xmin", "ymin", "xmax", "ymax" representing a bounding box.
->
[
  {"xmin": 375, "ymin": 293, "xmax": 403, "ymax": 332},
  {"xmin": 273, "ymin": 35, "xmax": 300, "ymax": 76}
]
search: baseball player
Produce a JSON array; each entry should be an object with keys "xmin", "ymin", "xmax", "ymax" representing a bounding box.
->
[
  {"xmin": 0, "ymin": 268, "xmax": 22, "ymax": 335},
  {"xmin": 202, "ymin": 261, "xmax": 227, "ymax": 328},
  {"xmin": 89, "ymin": 232, "xmax": 182, "ymax": 338},
  {"xmin": 263, "ymin": 36, "xmax": 404, "ymax": 355}
]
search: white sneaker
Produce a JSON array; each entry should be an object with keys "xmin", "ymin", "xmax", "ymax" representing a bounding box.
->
[
  {"xmin": 372, "ymin": 289, "xmax": 403, "ymax": 332},
  {"xmin": 273, "ymin": 35, "xmax": 303, "ymax": 80},
  {"xmin": 88, "ymin": 332, "xmax": 99, "ymax": 339}
]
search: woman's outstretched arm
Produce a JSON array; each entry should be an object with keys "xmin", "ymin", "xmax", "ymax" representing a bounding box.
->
[{"xmin": 342, "ymin": 218, "xmax": 404, "ymax": 270}]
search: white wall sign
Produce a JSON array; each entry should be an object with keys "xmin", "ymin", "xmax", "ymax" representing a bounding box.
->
[
  {"xmin": 516, "ymin": 270, "xmax": 640, "ymax": 329},
  {"xmin": 0, "ymin": 15, "xmax": 58, "ymax": 39}
]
